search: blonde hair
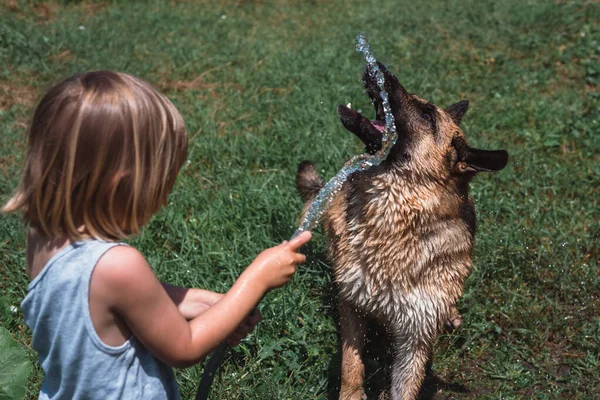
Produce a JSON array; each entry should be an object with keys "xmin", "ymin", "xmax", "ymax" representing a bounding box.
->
[{"xmin": 2, "ymin": 71, "xmax": 188, "ymax": 241}]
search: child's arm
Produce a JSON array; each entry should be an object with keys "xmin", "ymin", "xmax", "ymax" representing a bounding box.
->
[
  {"xmin": 161, "ymin": 283, "xmax": 222, "ymax": 320},
  {"xmin": 161, "ymin": 283, "xmax": 263, "ymax": 345},
  {"xmin": 92, "ymin": 231, "xmax": 311, "ymax": 368}
]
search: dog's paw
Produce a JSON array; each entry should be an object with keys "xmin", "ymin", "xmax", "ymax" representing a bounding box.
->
[
  {"xmin": 446, "ymin": 307, "xmax": 463, "ymax": 332},
  {"xmin": 339, "ymin": 386, "xmax": 367, "ymax": 400}
]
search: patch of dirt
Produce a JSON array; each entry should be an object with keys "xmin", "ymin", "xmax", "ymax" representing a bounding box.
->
[
  {"xmin": 556, "ymin": 0, "xmax": 600, "ymax": 3},
  {"xmin": 0, "ymin": 73, "xmax": 39, "ymax": 170},
  {"xmin": 1, "ymin": 1, "xmax": 108, "ymax": 23},
  {"xmin": 158, "ymin": 62, "xmax": 237, "ymax": 93},
  {"xmin": 80, "ymin": 1, "xmax": 107, "ymax": 17},
  {"xmin": 0, "ymin": 153, "xmax": 20, "ymax": 174},
  {"xmin": 0, "ymin": 0, "xmax": 18, "ymax": 11},
  {"xmin": 0, "ymin": 81, "xmax": 39, "ymax": 111},
  {"xmin": 48, "ymin": 49, "xmax": 73, "ymax": 64},
  {"xmin": 33, "ymin": 2, "xmax": 58, "ymax": 22},
  {"xmin": 585, "ymin": 83, "xmax": 599, "ymax": 93}
]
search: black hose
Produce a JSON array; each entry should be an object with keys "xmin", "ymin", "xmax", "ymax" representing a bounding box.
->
[{"xmin": 195, "ymin": 343, "xmax": 229, "ymax": 400}]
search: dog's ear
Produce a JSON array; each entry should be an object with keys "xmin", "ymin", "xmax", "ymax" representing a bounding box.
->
[
  {"xmin": 338, "ymin": 105, "xmax": 382, "ymax": 154},
  {"xmin": 461, "ymin": 148, "xmax": 509, "ymax": 172},
  {"xmin": 446, "ymin": 100, "xmax": 469, "ymax": 125},
  {"xmin": 453, "ymin": 137, "xmax": 508, "ymax": 173}
]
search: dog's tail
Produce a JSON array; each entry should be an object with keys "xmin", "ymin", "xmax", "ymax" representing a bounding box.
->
[{"xmin": 296, "ymin": 161, "xmax": 325, "ymax": 203}]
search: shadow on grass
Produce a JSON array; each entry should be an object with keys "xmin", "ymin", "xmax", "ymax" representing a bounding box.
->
[
  {"xmin": 418, "ymin": 374, "xmax": 470, "ymax": 400},
  {"xmin": 326, "ymin": 333, "xmax": 471, "ymax": 399}
]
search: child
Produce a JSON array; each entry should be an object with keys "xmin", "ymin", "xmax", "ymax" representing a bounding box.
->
[{"xmin": 2, "ymin": 70, "xmax": 312, "ymax": 399}]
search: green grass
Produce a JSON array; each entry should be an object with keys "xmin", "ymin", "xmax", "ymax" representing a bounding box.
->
[{"xmin": 1, "ymin": 0, "xmax": 599, "ymax": 398}]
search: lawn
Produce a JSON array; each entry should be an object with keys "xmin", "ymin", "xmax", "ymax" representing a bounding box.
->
[{"xmin": 0, "ymin": 0, "xmax": 599, "ymax": 399}]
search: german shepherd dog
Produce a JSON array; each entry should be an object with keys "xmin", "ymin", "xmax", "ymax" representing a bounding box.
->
[{"xmin": 296, "ymin": 63, "xmax": 508, "ymax": 400}]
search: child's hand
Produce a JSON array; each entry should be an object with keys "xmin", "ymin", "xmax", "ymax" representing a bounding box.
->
[
  {"xmin": 226, "ymin": 309, "xmax": 263, "ymax": 346},
  {"xmin": 246, "ymin": 231, "xmax": 312, "ymax": 292}
]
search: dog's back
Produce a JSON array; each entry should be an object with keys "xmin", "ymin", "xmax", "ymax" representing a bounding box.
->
[{"xmin": 299, "ymin": 162, "xmax": 475, "ymax": 319}]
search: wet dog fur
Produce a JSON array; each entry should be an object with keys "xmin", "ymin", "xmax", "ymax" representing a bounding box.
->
[{"xmin": 297, "ymin": 63, "xmax": 508, "ymax": 400}]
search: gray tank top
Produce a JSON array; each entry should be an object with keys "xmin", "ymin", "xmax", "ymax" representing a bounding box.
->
[{"xmin": 21, "ymin": 240, "xmax": 181, "ymax": 399}]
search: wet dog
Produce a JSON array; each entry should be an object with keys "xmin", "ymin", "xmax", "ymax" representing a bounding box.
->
[{"xmin": 297, "ymin": 63, "xmax": 508, "ymax": 399}]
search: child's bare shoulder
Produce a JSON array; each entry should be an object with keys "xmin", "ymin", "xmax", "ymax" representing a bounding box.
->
[
  {"xmin": 93, "ymin": 245, "xmax": 159, "ymax": 302},
  {"xmin": 97, "ymin": 245, "xmax": 148, "ymax": 272}
]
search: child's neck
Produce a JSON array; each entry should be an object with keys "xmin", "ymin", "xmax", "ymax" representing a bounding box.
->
[{"xmin": 26, "ymin": 228, "xmax": 71, "ymax": 281}]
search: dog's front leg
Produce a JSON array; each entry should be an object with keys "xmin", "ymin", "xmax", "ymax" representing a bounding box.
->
[
  {"xmin": 389, "ymin": 335, "xmax": 430, "ymax": 400},
  {"xmin": 339, "ymin": 300, "xmax": 367, "ymax": 400},
  {"xmin": 389, "ymin": 326, "xmax": 434, "ymax": 400}
]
